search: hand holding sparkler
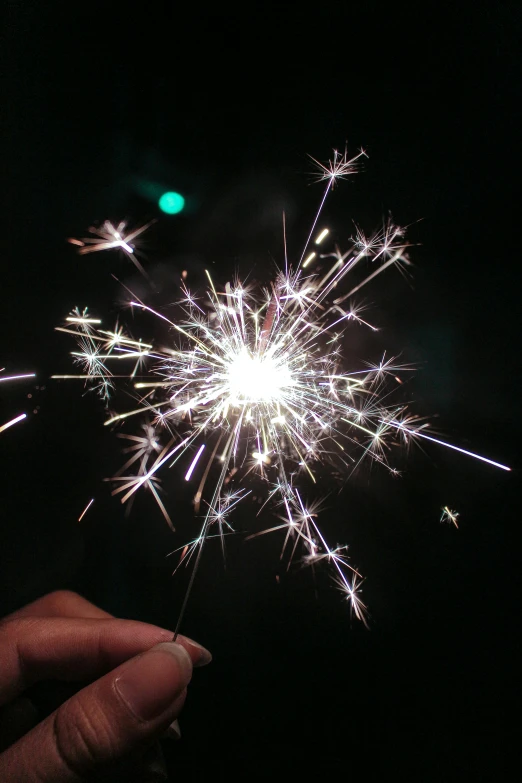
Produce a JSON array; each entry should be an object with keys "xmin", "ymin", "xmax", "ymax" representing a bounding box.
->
[{"xmin": 0, "ymin": 591, "xmax": 211, "ymax": 781}]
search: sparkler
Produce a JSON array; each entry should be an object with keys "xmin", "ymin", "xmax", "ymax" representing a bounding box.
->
[{"xmin": 55, "ymin": 148, "xmax": 510, "ymax": 627}]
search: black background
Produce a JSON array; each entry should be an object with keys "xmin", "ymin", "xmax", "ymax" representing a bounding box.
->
[{"xmin": 1, "ymin": 3, "xmax": 521, "ymax": 780}]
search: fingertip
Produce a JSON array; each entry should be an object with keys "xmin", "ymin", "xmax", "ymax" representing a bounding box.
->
[
  {"xmin": 114, "ymin": 643, "xmax": 192, "ymax": 721},
  {"xmin": 153, "ymin": 643, "xmax": 193, "ymax": 681},
  {"xmin": 176, "ymin": 636, "xmax": 213, "ymax": 667}
]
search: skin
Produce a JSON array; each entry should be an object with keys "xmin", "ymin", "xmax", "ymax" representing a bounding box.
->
[{"xmin": 0, "ymin": 591, "xmax": 212, "ymax": 781}]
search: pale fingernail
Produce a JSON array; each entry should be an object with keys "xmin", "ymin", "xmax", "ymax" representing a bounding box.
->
[
  {"xmin": 164, "ymin": 718, "xmax": 181, "ymax": 740},
  {"xmin": 183, "ymin": 638, "xmax": 213, "ymax": 667},
  {"xmin": 115, "ymin": 643, "xmax": 192, "ymax": 721}
]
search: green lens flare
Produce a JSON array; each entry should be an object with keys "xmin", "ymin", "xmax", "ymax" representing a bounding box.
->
[{"xmin": 158, "ymin": 191, "xmax": 185, "ymax": 215}]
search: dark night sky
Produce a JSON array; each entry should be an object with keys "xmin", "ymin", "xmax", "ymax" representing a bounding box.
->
[{"xmin": 1, "ymin": 3, "xmax": 521, "ymax": 780}]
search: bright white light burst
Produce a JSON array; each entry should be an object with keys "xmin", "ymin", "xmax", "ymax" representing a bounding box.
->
[{"xmin": 226, "ymin": 350, "xmax": 294, "ymax": 405}]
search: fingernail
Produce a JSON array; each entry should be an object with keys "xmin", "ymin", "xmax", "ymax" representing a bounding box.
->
[
  {"xmin": 115, "ymin": 643, "xmax": 192, "ymax": 721},
  {"xmin": 183, "ymin": 638, "xmax": 213, "ymax": 667},
  {"xmin": 164, "ymin": 718, "xmax": 181, "ymax": 741}
]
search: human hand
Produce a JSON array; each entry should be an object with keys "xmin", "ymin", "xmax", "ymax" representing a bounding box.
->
[{"xmin": 0, "ymin": 590, "xmax": 211, "ymax": 781}]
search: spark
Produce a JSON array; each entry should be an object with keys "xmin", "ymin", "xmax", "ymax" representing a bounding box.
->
[
  {"xmin": 51, "ymin": 374, "xmax": 138, "ymax": 380},
  {"xmin": 299, "ymin": 147, "xmax": 367, "ymax": 267},
  {"xmin": 185, "ymin": 444, "xmax": 206, "ymax": 481},
  {"xmin": 0, "ymin": 413, "xmax": 26, "ymax": 434},
  {"xmin": 336, "ymin": 573, "xmax": 368, "ymax": 627},
  {"xmin": 440, "ymin": 506, "xmax": 459, "ymax": 528},
  {"xmin": 252, "ymin": 451, "xmax": 271, "ymax": 465},
  {"xmin": 68, "ymin": 220, "xmax": 154, "ymax": 277},
  {"xmin": 315, "ymin": 228, "xmax": 329, "ymax": 245},
  {"xmin": 78, "ymin": 498, "xmax": 95, "ymax": 522},
  {"xmin": 310, "ymin": 147, "xmax": 368, "ymax": 186},
  {"xmin": 381, "ymin": 419, "xmax": 511, "ymax": 472},
  {"xmin": 57, "ymin": 308, "xmax": 153, "ymax": 399},
  {"xmin": 0, "ymin": 373, "xmax": 36, "ymax": 384},
  {"xmin": 56, "ymin": 147, "xmax": 510, "ymax": 629},
  {"xmin": 69, "ymin": 220, "xmax": 152, "ymax": 256},
  {"xmin": 66, "ymin": 317, "xmax": 102, "ymax": 325}
]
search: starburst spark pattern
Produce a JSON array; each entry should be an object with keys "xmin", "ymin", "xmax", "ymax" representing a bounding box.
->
[
  {"xmin": 57, "ymin": 149, "xmax": 510, "ymax": 628},
  {"xmin": 68, "ymin": 220, "xmax": 154, "ymax": 277},
  {"xmin": 440, "ymin": 506, "xmax": 459, "ymax": 528},
  {"xmin": 53, "ymin": 307, "xmax": 152, "ymax": 400}
]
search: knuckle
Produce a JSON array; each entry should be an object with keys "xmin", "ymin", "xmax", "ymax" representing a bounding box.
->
[
  {"xmin": 0, "ymin": 618, "xmax": 29, "ymax": 652},
  {"xmin": 0, "ymin": 616, "xmax": 39, "ymax": 642},
  {"xmin": 46, "ymin": 589, "xmax": 82, "ymax": 609},
  {"xmin": 52, "ymin": 694, "xmax": 119, "ymax": 776},
  {"xmin": 0, "ymin": 616, "xmax": 20, "ymax": 634}
]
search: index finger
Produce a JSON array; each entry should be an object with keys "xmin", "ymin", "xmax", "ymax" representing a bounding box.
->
[
  {"xmin": 1, "ymin": 591, "xmax": 112, "ymax": 623},
  {"xmin": 0, "ymin": 616, "xmax": 210, "ymax": 706}
]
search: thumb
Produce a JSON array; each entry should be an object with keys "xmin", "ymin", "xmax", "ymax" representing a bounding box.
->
[{"xmin": 0, "ymin": 642, "xmax": 193, "ymax": 782}]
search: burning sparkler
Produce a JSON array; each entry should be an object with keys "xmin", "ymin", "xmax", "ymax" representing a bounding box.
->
[{"xmin": 54, "ymin": 148, "xmax": 510, "ymax": 628}]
